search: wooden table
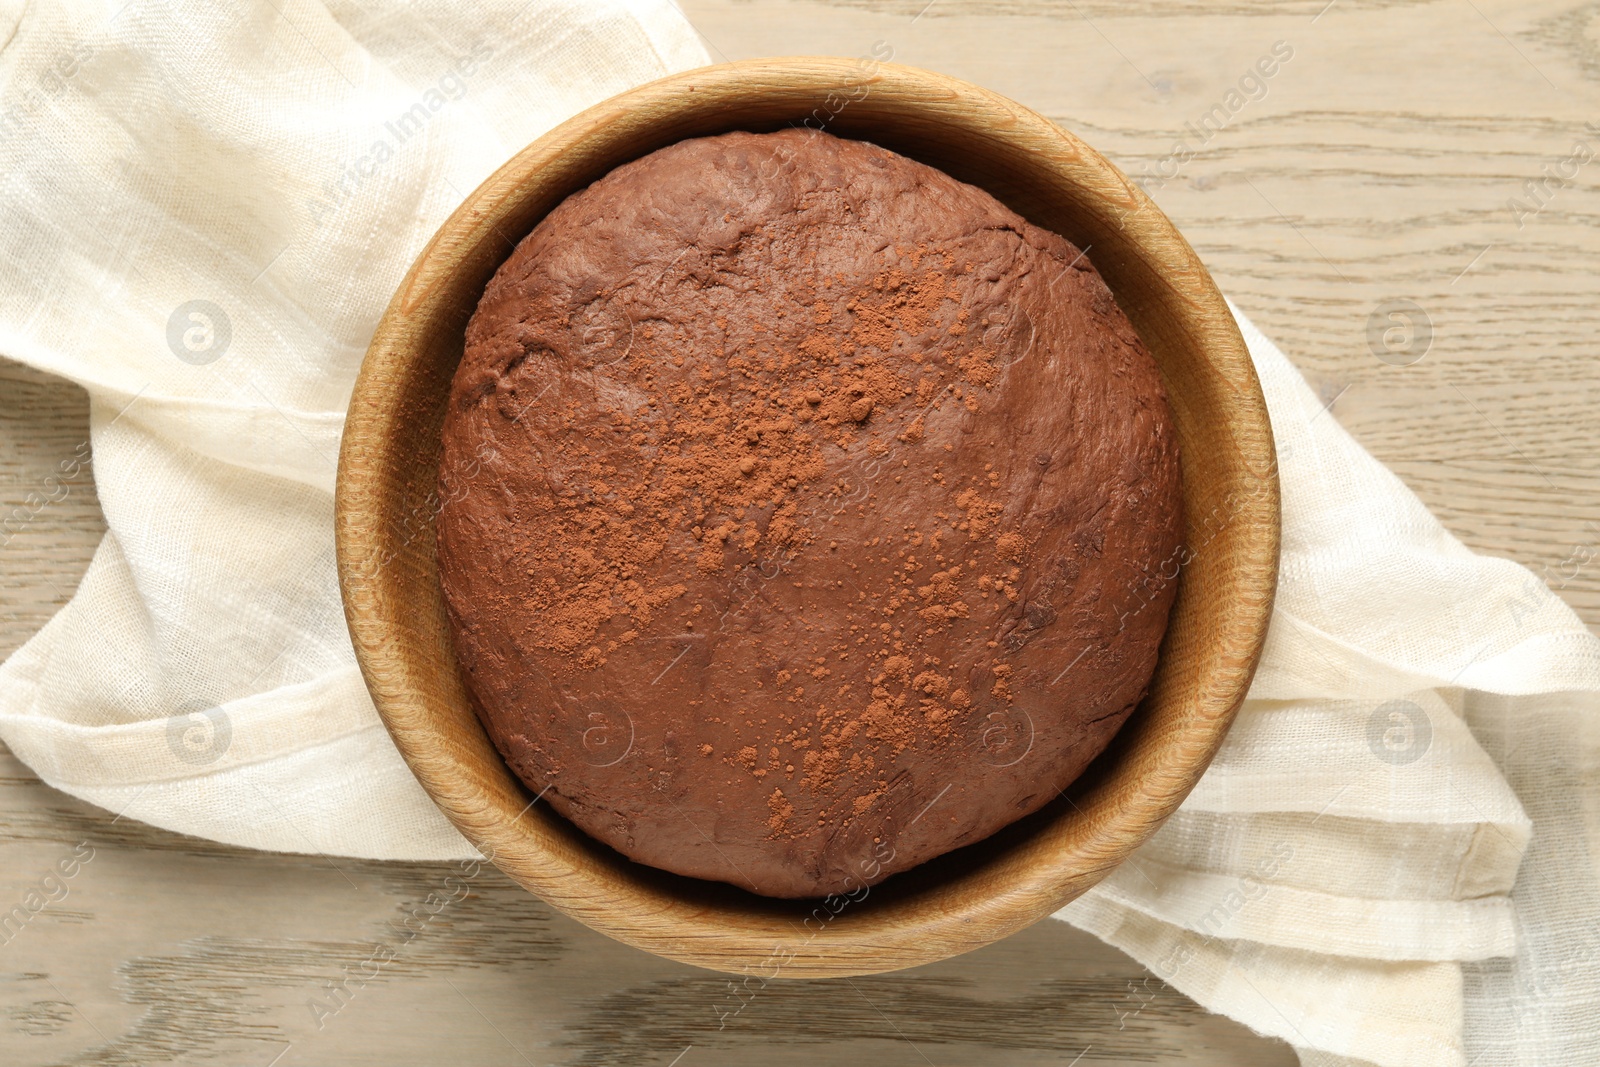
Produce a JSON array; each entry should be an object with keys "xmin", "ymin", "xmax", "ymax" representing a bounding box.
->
[{"xmin": 3, "ymin": 0, "xmax": 1595, "ymax": 1062}]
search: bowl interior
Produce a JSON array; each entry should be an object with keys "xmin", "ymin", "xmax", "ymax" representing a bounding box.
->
[{"xmin": 335, "ymin": 58, "xmax": 1279, "ymax": 978}]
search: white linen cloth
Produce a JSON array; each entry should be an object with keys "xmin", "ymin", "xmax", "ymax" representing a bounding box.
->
[{"xmin": 0, "ymin": 3, "xmax": 1595, "ymax": 1065}]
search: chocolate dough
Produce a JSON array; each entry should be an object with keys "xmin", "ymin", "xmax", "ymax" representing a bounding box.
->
[{"xmin": 436, "ymin": 129, "xmax": 1183, "ymax": 898}]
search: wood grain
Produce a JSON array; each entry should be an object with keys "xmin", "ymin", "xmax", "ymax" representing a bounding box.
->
[
  {"xmin": 5, "ymin": 0, "xmax": 1597, "ymax": 1061},
  {"xmin": 0, "ymin": 362, "xmax": 104, "ymax": 651}
]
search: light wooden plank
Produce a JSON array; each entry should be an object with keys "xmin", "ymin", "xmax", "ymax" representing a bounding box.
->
[{"xmin": 5, "ymin": 0, "xmax": 1598, "ymax": 1060}]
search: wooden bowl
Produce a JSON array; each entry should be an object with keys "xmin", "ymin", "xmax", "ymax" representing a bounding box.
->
[{"xmin": 335, "ymin": 58, "xmax": 1279, "ymax": 978}]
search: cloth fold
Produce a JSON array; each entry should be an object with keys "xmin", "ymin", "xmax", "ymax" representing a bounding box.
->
[
  {"xmin": 1057, "ymin": 312, "xmax": 1600, "ymax": 1067},
  {"xmin": 1, "ymin": 3, "xmax": 1595, "ymax": 1065}
]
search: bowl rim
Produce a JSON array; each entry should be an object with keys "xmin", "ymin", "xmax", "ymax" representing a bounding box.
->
[{"xmin": 336, "ymin": 56, "xmax": 1280, "ymax": 978}]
